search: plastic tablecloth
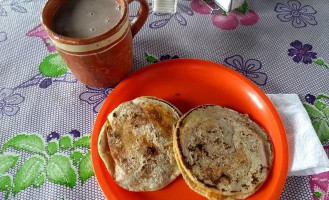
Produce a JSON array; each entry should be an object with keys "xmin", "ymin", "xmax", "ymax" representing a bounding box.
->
[{"xmin": 1, "ymin": 0, "xmax": 329, "ymax": 199}]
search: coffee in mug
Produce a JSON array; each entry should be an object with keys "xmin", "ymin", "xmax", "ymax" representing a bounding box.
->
[
  {"xmin": 52, "ymin": 0, "xmax": 122, "ymax": 38},
  {"xmin": 41, "ymin": 0, "xmax": 149, "ymax": 87}
]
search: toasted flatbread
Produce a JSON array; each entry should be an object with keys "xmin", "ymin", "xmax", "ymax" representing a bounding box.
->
[
  {"xmin": 98, "ymin": 120, "xmax": 115, "ymax": 176},
  {"xmin": 173, "ymin": 105, "xmax": 273, "ymax": 199},
  {"xmin": 173, "ymin": 144, "xmax": 225, "ymax": 200},
  {"xmin": 98, "ymin": 96, "xmax": 181, "ymax": 191}
]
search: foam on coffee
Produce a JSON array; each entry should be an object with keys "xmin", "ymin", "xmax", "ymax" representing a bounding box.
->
[{"xmin": 52, "ymin": 0, "xmax": 123, "ymax": 38}]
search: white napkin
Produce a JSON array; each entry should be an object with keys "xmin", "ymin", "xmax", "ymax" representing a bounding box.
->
[{"xmin": 267, "ymin": 94, "xmax": 329, "ymax": 176}]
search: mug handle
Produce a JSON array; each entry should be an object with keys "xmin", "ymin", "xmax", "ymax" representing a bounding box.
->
[{"xmin": 127, "ymin": 0, "xmax": 149, "ymax": 38}]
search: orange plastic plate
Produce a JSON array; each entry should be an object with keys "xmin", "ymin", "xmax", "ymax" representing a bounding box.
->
[{"xmin": 91, "ymin": 59, "xmax": 289, "ymax": 200}]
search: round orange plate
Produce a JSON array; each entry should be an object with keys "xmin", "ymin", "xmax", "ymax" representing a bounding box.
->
[{"xmin": 91, "ymin": 59, "xmax": 289, "ymax": 200}]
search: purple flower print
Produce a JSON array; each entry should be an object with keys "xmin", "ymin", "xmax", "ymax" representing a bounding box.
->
[
  {"xmin": 159, "ymin": 54, "xmax": 180, "ymax": 61},
  {"xmin": 0, "ymin": 88, "xmax": 25, "ymax": 119},
  {"xmin": 69, "ymin": 129, "xmax": 81, "ymax": 138},
  {"xmin": 144, "ymin": 52, "xmax": 179, "ymax": 63},
  {"xmin": 144, "ymin": 52, "xmax": 180, "ymax": 63},
  {"xmin": 288, "ymin": 40, "xmax": 317, "ymax": 64},
  {"xmin": 46, "ymin": 130, "xmax": 80, "ymax": 142},
  {"xmin": 79, "ymin": 86, "xmax": 113, "ymax": 113},
  {"xmin": 0, "ymin": 0, "xmax": 34, "ymax": 16},
  {"xmin": 13, "ymin": 72, "xmax": 77, "ymax": 90},
  {"xmin": 305, "ymin": 94, "xmax": 316, "ymax": 105},
  {"xmin": 153, "ymin": 54, "xmax": 180, "ymax": 63},
  {"xmin": 274, "ymin": 0, "xmax": 317, "ymax": 28},
  {"xmin": 224, "ymin": 55, "xmax": 268, "ymax": 86},
  {"xmin": 149, "ymin": 3, "xmax": 193, "ymax": 29},
  {"xmin": 47, "ymin": 131, "xmax": 60, "ymax": 142}
]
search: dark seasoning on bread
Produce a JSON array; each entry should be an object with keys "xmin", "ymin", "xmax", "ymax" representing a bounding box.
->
[
  {"xmin": 173, "ymin": 105, "xmax": 274, "ymax": 200},
  {"xmin": 98, "ymin": 97, "xmax": 273, "ymax": 200},
  {"xmin": 98, "ymin": 96, "xmax": 182, "ymax": 191}
]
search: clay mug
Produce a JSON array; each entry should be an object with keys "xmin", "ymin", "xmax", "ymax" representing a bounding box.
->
[{"xmin": 41, "ymin": 0, "xmax": 149, "ymax": 87}]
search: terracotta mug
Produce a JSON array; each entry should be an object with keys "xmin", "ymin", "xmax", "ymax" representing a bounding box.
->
[{"xmin": 41, "ymin": 0, "xmax": 149, "ymax": 87}]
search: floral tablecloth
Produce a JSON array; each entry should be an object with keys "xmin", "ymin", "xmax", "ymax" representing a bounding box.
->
[{"xmin": 1, "ymin": 0, "xmax": 329, "ymax": 199}]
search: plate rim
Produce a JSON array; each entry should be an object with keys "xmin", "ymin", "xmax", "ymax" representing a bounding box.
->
[{"xmin": 91, "ymin": 58, "xmax": 289, "ymax": 200}]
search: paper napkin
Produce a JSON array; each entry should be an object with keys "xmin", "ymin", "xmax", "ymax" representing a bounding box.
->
[{"xmin": 267, "ymin": 94, "xmax": 329, "ymax": 176}]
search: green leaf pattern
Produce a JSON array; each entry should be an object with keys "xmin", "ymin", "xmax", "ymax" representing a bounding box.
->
[
  {"xmin": 314, "ymin": 191, "xmax": 322, "ymax": 198},
  {"xmin": 304, "ymin": 103, "xmax": 324, "ymax": 120},
  {"xmin": 235, "ymin": 1, "xmax": 249, "ymax": 14},
  {"xmin": 47, "ymin": 141, "xmax": 59, "ymax": 155},
  {"xmin": 324, "ymin": 107, "xmax": 329, "ymax": 118},
  {"xmin": 71, "ymin": 136, "xmax": 91, "ymax": 150},
  {"xmin": 59, "ymin": 136, "xmax": 72, "ymax": 150},
  {"xmin": 0, "ymin": 154, "xmax": 19, "ymax": 174},
  {"xmin": 33, "ymin": 173, "xmax": 45, "ymax": 188},
  {"xmin": 144, "ymin": 52, "xmax": 158, "ymax": 63},
  {"xmin": 1, "ymin": 134, "xmax": 44, "ymax": 154},
  {"xmin": 70, "ymin": 151, "xmax": 83, "ymax": 166},
  {"xmin": 39, "ymin": 52, "xmax": 69, "ymax": 77},
  {"xmin": 0, "ymin": 175, "xmax": 12, "ymax": 191},
  {"xmin": 13, "ymin": 155, "xmax": 45, "ymax": 195},
  {"xmin": 304, "ymin": 94, "xmax": 329, "ymax": 142},
  {"xmin": 0, "ymin": 175, "xmax": 12, "ymax": 200},
  {"xmin": 0, "ymin": 132, "xmax": 94, "ymax": 199},
  {"xmin": 46, "ymin": 154, "xmax": 77, "ymax": 188},
  {"xmin": 314, "ymin": 58, "xmax": 329, "ymax": 69},
  {"xmin": 79, "ymin": 151, "xmax": 94, "ymax": 185}
]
